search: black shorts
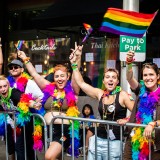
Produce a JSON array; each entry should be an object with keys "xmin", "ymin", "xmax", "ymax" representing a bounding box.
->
[{"xmin": 50, "ymin": 124, "xmax": 70, "ymax": 149}]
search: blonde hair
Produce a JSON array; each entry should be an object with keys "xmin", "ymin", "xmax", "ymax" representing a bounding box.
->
[{"xmin": 0, "ymin": 75, "xmax": 10, "ymax": 86}]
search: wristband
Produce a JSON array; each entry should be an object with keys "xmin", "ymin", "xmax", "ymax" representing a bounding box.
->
[
  {"xmin": 24, "ymin": 60, "xmax": 30, "ymax": 64},
  {"xmin": 148, "ymin": 121, "xmax": 156, "ymax": 128},
  {"xmin": 71, "ymin": 63, "xmax": 78, "ymax": 70},
  {"xmin": 23, "ymin": 57, "xmax": 30, "ymax": 62},
  {"xmin": 126, "ymin": 63, "xmax": 132, "ymax": 71},
  {"xmin": 0, "ymin": 44, "xmax": 2, "ymax": 47},
  {"xmin": 123, "ymin": 116, "xmax": 130, "ymax": 121},
  {"xmin": 126, "ymin": 57, "xmax": 134, "ymax": 64},
  {"xmin": 148, "ymin": 124, "xmax": 155, "ymax": 128}
]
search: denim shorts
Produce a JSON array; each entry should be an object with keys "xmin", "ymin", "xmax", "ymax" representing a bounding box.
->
[{"xmin": 88, "ymin": 135, "xmax": 121, "ymax": 160}]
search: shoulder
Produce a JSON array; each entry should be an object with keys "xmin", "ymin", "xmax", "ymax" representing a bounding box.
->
[{"xmin": 119, "ymin": 90, "xmax": 128, "ymax": 97}]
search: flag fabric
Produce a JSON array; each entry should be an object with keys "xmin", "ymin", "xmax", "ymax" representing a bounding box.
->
[
  {"xmin": 100, "ymin": 8, "xmax": 157, "ymax": 38},
  {"xmin": 82, "ymin": 23, "xmax": 93, "ymax": 43},
  {"xmin": 16, "ymin": 40, "xmax": 24, "ymax": 50}
]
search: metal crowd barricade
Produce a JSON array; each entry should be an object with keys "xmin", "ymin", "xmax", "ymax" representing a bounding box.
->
[
  {"xmin": 49, "ymin": 115, "xmax": 160, "ymax": 160},
  {"xmin": 0, "ymin": 111, "xmax": 48, "ymax": 160}
]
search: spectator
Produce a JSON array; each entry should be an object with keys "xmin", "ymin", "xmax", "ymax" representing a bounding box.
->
[
  {"xmin": 17, "ymin": 43, "xmax": 83, "ymax": 160},
  {"xmin": 79, "ymin": 104, "xmax": 95, "ymax": 156},
  {"xmin": 7, "ymin": 59, "xmax": 44, "ymax": 160},
  {"xmin": 0, "ymin": 75, "xmax": 41, "ymax": 160},
  {"xmin": 123, "ymin": 51, "xmax": 160, "ymax": 160},
  {"xmin": 69, "ymin": 50, "xmax": 134, "ymax": 160}
]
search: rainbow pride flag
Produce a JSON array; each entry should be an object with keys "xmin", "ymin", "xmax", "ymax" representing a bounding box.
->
[
  {"xmin": 16, "ymin": 40, "xmax": 24, "ymax": 50},
  {"xmin": 82, "ymin": 23, "xmax": 93, "ymax": 43},
  {"xmin": 100, "ymin": 8, "xmax": 158, "ymax": 38}
]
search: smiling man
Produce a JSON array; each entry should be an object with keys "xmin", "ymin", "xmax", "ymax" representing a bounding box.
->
[{"xmin": 7, "ymin": 59, "xmax": 43, "ymax": 160}]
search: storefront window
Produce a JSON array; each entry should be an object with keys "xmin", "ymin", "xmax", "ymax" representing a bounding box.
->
[{"xmin": 9, "ymin": 38, "xmax": 71, "ymax": 76}]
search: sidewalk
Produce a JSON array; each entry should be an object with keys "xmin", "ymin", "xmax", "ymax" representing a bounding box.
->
[{"xmin": 0, "ymin": 137, "xmax": 83, "ymax": 160}]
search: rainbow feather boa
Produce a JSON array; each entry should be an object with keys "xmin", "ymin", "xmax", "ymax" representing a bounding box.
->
[
  {"xmin": 42, "ymin": 81, "xmax": 80, "ymax": 157},
  {"xmin": 7, "ymin": 73, "xmax": 45, "ymax": 152},
  {"xmin": 131, "ymin": 81, "xmax": 160, "ymax": 160}
]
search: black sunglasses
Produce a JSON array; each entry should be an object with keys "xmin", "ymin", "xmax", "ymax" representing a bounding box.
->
[{"xmin": 8, "ymin": 65, "xmax": 21, "ymax": 70}]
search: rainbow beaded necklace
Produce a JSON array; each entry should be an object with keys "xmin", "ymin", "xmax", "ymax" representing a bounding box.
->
[{"xmin": 131, "ymin": 81, "xmax": 160, "ymax": 160}]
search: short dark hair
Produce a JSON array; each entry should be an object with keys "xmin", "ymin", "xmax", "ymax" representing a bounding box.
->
[{"xmin": 82, "ymin": 104, "xmax": 94, "ymax": 117}]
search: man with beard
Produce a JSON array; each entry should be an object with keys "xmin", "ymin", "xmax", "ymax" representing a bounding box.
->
[{"xmin": 7, "ymin": 59, "xmax": 43, "ymax": 160}]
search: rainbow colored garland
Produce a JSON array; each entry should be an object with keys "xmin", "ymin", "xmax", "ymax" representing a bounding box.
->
[
  {"xmin": 42, "ymin": 81, "xmax": 80, "ymax": 157},
  {"xmin": 131, "ymin": 81, "xmax": 160, "ymax": 160},
  {"xmin": 103, "ymin": 86, "xmax": 122, "ymax": 96},
  {"xmin": 7, "ymin": 72, "xmax": 45, "ymax": 152}
]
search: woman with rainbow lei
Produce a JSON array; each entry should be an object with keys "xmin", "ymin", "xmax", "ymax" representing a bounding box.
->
[
  {"xmin": 17, "ymin": 43, "xmax": 82, "ymax": 160},
  {"xmin": 0, "ymin": 75, "xmax": 42, "ymax": 160},
  {"xmin": 123, "ymin": 51, "xmax": 160, "ymax": 160},
  {"xmin": 69, "ymin": 51, "xmax": 134, "ymax": 159}
]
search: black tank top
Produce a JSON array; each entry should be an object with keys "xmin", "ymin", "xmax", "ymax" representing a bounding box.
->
[{"xmin": 97, "ymin": 92, "xmax": 127, "ymax": 140}]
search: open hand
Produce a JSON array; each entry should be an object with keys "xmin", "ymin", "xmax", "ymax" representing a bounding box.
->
[{"xmin": 69, "ymin": 42, "xmax": 83, "ymax": 64}]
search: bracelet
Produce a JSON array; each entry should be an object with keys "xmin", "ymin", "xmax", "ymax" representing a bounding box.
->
[
  {"xmin": 23, "ymin": 57, "xmax": 30, "ymax": 62},
  {"xmin": 24, "ymin": 60, "xmax": 30, "ymax": 64},
  {"xmin": 126, "ymin": 63, "xmax": 132, "ymax": 71},
  {"xmin": 126, "ymin": 57, "xmax": 134, "ymax": 64},
  {"xmin": 148, "ymin": 124, "xmax": 155, "ymax": 128},
  {"xmin": 123, "ymin": 116, "xmax": 130, "ymax": 121},
  {"xmin": 71, "ymin": 63, "xmax": 78, "ymax": 70},
  {"xmin": 0, "ymin": 44, "xmax": 2, "ymax": 47},
  {"xmin": 148, "ymin": 121, "xmax": 156, "ymax": 128}
]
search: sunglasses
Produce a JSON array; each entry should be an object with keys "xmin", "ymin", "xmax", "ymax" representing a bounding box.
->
[{"xmin": 8, "ymin": 65, "xmax": 21, "ymax": 70}]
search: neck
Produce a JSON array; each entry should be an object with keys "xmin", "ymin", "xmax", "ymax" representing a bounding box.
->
[{"xmin": 13, "ymin": 75, "xmax": 21, "ymax": 81}]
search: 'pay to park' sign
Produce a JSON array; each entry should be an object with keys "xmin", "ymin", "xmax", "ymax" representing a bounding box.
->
[{"xmin": 119, "ymin": 35, "xmax": 146, "ymax": 62}]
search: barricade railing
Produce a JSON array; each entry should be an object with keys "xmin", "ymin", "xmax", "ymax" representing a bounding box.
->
[
  {"xmin": 49, "ymin": 115, "xmax": 160, "ymax": 160},
  {"xmin": 0, "ymin": 111, "xmax": 48, "ymax": 160}
]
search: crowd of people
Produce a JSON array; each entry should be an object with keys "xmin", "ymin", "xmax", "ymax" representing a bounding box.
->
[{"xmin": 0, "ymin": 39, "xmax": 160, "ymax": 160}]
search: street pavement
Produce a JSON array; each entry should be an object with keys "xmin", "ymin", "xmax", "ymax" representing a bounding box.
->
[{"xmin": 0, "ymin": 137, "xmax": 83, "ymax": 160}]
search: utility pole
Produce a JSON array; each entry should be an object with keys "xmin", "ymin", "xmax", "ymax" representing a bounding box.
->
[{"xmin": 121, "ymin": 0, "xmax": 139, "ymax": 112}]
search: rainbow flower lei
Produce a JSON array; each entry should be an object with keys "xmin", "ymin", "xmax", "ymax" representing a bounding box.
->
[
  {"xmin": 42, "ymin": 81, "xmax": 80, "ymax": 157},
  {"xmin": 7, "ymin": 72, "xmax": 45, "ymax": 152},
  {"xmin": 131, "ymin": 80, "xmax": 160, "ymax": 160},
  {"xmin": 103, "ymin": 86, "xmax": 122, "ymax": 96}
]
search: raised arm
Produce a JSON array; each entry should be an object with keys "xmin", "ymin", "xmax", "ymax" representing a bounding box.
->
[
  {"xmin": 18, "ymin": 50, "xmax": 50, "ymax": 90},
  {"xmin": 69, "ymin": 49, "xmax": 102, "ymax": 100},
  {"xmin": 0, "ymin": 38, "xmax": 3, "ymax": 74},
  {"xmin": 126, "ymin": 51, "xmax": 139, "ymax": 90},
  {"xmin": 70, "ymin": 42, "xmax": 83, "ymax": 95}
]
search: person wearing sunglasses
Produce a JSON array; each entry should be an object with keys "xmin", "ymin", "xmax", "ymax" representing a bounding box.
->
[
  {"xmin": 123, "ymin": 51, "xmax": 160, "ymax": 160},
  {"xmin": 7, "ymin": 59, "xmax": 44, "ymax": 160}
]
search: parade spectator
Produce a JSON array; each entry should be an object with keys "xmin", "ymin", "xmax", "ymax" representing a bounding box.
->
[
  {"xmin": 7, "ymin": 59, "xmax": 44, "ymax": 160},
  {"xmin": 17, "ymin": 43, "xmax": 82, "ymax": 160},
  {"xmin": 69, "ymin": 51, "xmax": 134, "ymax": 160},
  {"xmin": 79, "ymin": 104, "xmax": 95, "ymax": 156},
  {"xmin": 0, "ymin": 75, "xmax": 41, "ymax": 160},
  {"xmin": 123, "ymin": 51, "xmax": 160, "ymax": 160}
]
